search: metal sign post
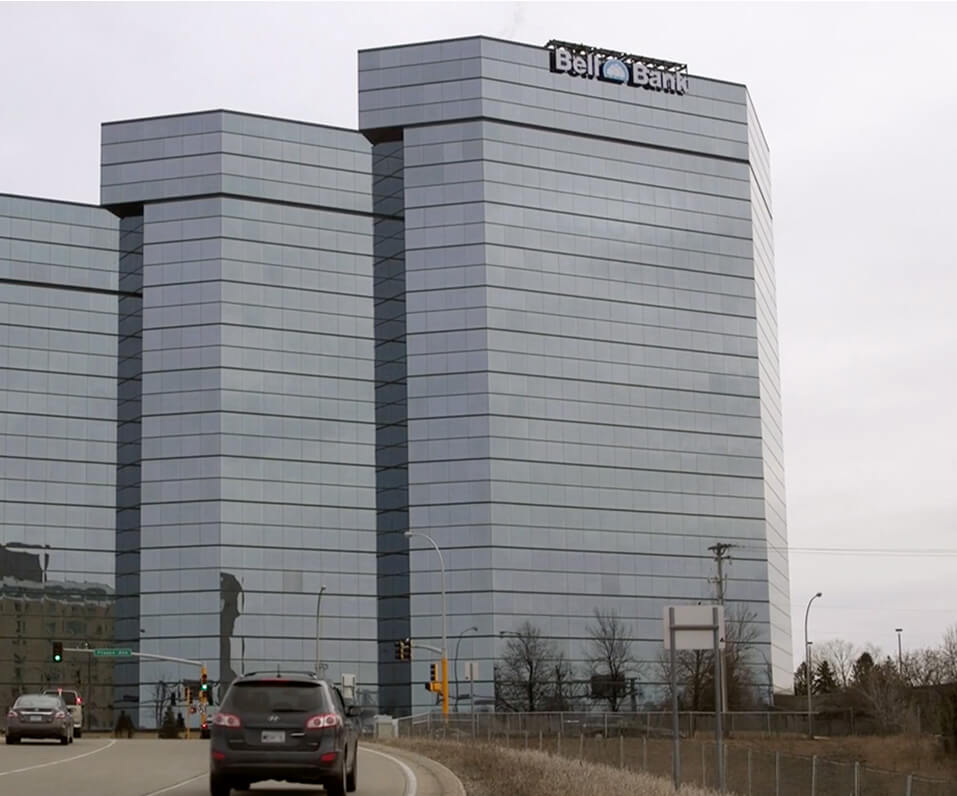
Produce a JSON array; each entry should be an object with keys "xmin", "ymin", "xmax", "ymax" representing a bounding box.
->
[
  {"xmin": 664, "ymin": 605, "xmax": 727, "ymax": 793},
  {"xmin": 712, "ymin": 605, "xmax": 724, "ymax": 791},
  {"xmin": 669, "ymin": 607, "xmax": 680, "ymax": 790}
]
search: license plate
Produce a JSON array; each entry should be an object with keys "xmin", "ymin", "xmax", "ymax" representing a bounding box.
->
[
  {"xmin": 29, "ymin": 715, "xmax": 43, "ymax": 722},
  {"xmin": 261, "ymin": 730, "xmax": 285, "ymax": 744}
]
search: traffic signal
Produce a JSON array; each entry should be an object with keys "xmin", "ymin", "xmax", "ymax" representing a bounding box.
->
[
  {"xmin": 200, "ymin": 667, "xmax": 208, "ymax": 694},
  {"xmin": 52, "ymin": 641, "xmax": 63, "ymax": 663},
  {"xmin": 393, "ymin": 638, "xmax": 411, "ymax": 661},
  {"xmin": 426, "ymin": 662, "xmax": 443, "ymax": 694}
]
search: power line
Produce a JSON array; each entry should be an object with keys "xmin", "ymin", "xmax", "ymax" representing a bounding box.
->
[{"xmin": 736, "ymin": 542, "xmax": 957, "ymax": 558}]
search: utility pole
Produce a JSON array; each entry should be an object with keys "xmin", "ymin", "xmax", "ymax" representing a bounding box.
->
[{"xmin": 708, "ymin": 543, "xmax": 734, "ymax": 726}]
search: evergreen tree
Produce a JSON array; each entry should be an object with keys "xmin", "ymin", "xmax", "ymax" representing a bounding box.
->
[
  {"xmin": 852, "ymin": 652, "xmax": 875, "ymax": 686},
  {"xmin": 814, "ymin": 660, "xmax": 839, "ymax": 694},
  {"xmin": 793, "ymin": 661, "xmax": 809, "ymax": 696}
]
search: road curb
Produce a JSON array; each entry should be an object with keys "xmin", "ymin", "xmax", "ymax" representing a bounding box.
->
[{"xmin": 363, "ymin": 742, "xmax": 467, "ymax": 796}]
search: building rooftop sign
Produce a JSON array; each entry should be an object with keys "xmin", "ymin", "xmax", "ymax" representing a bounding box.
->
[{"xmin": 545, "ymin": 39, "xmax": 690, "ymax": 95}]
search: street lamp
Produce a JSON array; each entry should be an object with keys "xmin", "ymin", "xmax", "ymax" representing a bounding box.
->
[
  {"xmin": 895, "ymin": 628, "xmax": 903, "ymax": 675},
  {"xmin": 453, "ymin": 626, "xmax": 478, "ymax": 711},
  {"xmin": 315, "ymin": 584, "xmax": 327, "ymax": 674},
  {"xmin": 804, "ymin": 591, "xmax": 822, "ymax": 738},
  {"xmin": 405, "ymin": 531, "xmax": 448, "ymax": 716}
]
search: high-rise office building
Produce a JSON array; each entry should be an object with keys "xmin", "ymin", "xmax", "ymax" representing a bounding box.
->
[
  {"xmin": 360, "ymin": 37, "xmax": 789, "ymax": 713},
  {"xmin": 0, "ymin": 36, "xmax": 790, "ymax": 721}
]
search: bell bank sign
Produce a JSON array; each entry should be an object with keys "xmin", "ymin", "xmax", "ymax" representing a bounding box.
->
[{"xmin": 548, "ymin": 45, "xmax": 690, "ymax": 95}]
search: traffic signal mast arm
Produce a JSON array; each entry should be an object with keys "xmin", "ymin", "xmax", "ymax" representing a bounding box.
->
[
  {"xmin": 61, "ymin": 646, "xmax": 206, "ymax": 668},
  {"xmin": 392, "ymin": 638, "xmax": 442, "ymax": 660}
]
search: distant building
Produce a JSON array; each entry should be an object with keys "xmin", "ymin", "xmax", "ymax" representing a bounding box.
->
[{"xmin": 0, "ymin": 576, "xmax": 115, "ymax": 728}]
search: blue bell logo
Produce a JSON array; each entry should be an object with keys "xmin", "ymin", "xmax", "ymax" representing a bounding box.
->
[{"xmin": 600, "ymin": 58, "xmax": 629, "ymax": 83}]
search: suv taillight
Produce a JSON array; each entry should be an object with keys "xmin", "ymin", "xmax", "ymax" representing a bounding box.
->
[
  {"xmin": 212, "ymin": 712, "xmax": 241, "ymax": 728},
  {"xmin": 305, "ymin": 713, "xmax": 342, "ymax": 729},
  {"xmin": 6, "ymin": 710, "xmax": 16, "ymax": 719}
]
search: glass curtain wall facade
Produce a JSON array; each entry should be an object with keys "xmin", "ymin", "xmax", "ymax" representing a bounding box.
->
[
  {"xmin": 99, "ymin": 111, "xmax": 379, "ymax": 724},
  {"xmin": 0, "ymin": 35, "xmax": 792, "ymax": 719},
  {"xmin": 0, "ymin": 195, "xmax": 119, "ymax": 722},
  {"xmin": 358, "ymin": 36, "xmax": 792, "ymax": 711}
]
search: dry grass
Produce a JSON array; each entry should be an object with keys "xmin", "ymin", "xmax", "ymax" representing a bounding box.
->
[
  {"xmin": 392, "ymin": 731, "xmax": 957, "ymax": 796},
  {"xmin": 729, "ymin": 734, "xmax": 957, "ymax": 780},
  {"xmin": 385, "ymin": 737, "xmax": 723, "ymax": 796}
]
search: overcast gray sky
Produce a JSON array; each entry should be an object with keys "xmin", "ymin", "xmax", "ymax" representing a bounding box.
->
[{"xmin": 2, "ymin": 2, "xmax": 955, "ymax": 670}]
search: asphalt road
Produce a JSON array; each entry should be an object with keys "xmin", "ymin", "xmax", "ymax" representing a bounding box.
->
[{"xmin": 0, "ymin": 737, "xmax": 427, "ymax": 796}]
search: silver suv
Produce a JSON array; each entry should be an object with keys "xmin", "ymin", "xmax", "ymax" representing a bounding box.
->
[{"xmin": 43, "ymin": 689, "xmax": 83, "ymax": 738}]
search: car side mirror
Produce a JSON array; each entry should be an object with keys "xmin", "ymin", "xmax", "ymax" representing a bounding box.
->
[{"xmin": 346, "ymin": 704, "xmax": 360, "ymax": 718}]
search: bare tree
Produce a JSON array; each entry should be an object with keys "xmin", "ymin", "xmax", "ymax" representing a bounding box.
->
[
  {"xmin": 856, "ymin": 657, "xmax": 917, "ymax": 733},
  {"xmin": 655, "ymin": 605, "xmax": 761, "ymax": 710},
  {"xmin": 723, "ymin": 606, "xmax": 760, "ymax": 708},
  {"xmin": 543, "ymin": 650, "xmax": 584, "ymax": 712},
  {"xmin": 584, "ymin": 609, "xmax": 637, "ymax": 712},
  {"xmin": 151, "ymin": 679, "xmax": 169, "ymax": 728},
  {"xmin": 902, "ymin": 648, "xmax": 946, "ymax": 688},
  {"xmin": 815, "ymin": 639, "xmax": 858, "ymax": 689},
  {"xmin": 941, "ymin": 624, "xmax": 957, "ymax": 682},
  {"xmin": 497, "ymin": 621, "xmax": 562, "ymax": 712},
  {"xmin": 656, "ymin": 647, "xmax": 713, "ymax": 710}
]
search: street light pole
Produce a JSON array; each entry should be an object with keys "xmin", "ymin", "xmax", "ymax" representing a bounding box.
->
[
  {"xmin": 453, "ymin": 626, "xmax": 478, "ymax": 712},
  {"xmin": 895, "ymin": 628, "xmax": 903, "ymax": 675},
  {"xmin": 315, "ymin": 584, "xmax": 327, "ymax": 674},
  {"xmin": 405, "ymin": 531, "xmax": 448, "ymax": 716},
  {"xmin": 804, "ymin": 591, "xmax": 822, "ymax": 739}
]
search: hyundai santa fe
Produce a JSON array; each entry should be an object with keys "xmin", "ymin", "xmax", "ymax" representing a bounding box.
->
[{"xmin": 209, "ymin": 672, "xmax": 359, "ymax": 796}]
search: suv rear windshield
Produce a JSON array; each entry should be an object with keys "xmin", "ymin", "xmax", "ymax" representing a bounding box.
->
[
  {"xmin": 45, "ymin": 691, "xmax": 77, "ymax": 705},
  {"xmin": 15, "ymin": 695, "xmax": 61, "ymax": 709},
  {"xmin": 225, "ymin": 681, "xmax": 331, "ymax": 714}
]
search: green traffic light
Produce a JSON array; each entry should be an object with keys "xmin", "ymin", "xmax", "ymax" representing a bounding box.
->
[{"xmin": 53, "ymin": 654, "xmax": 61, "ymax": 662}]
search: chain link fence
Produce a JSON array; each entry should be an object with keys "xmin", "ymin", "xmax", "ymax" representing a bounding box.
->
[{"xmin": 396, "ymin": 711, "xmax": 957, "ymax": 796}]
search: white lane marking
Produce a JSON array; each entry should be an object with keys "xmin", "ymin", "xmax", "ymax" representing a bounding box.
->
[
  {"xmin": 362, "ymin": 746, "xmax": 418, "ymax": 796},
  {"xmin": 0, "ymin": 738, "xmax": 117, "ymax": 777},
  {"xmin": 141, "ymin": 772, "xmax": 206, "ymax": 796}
]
